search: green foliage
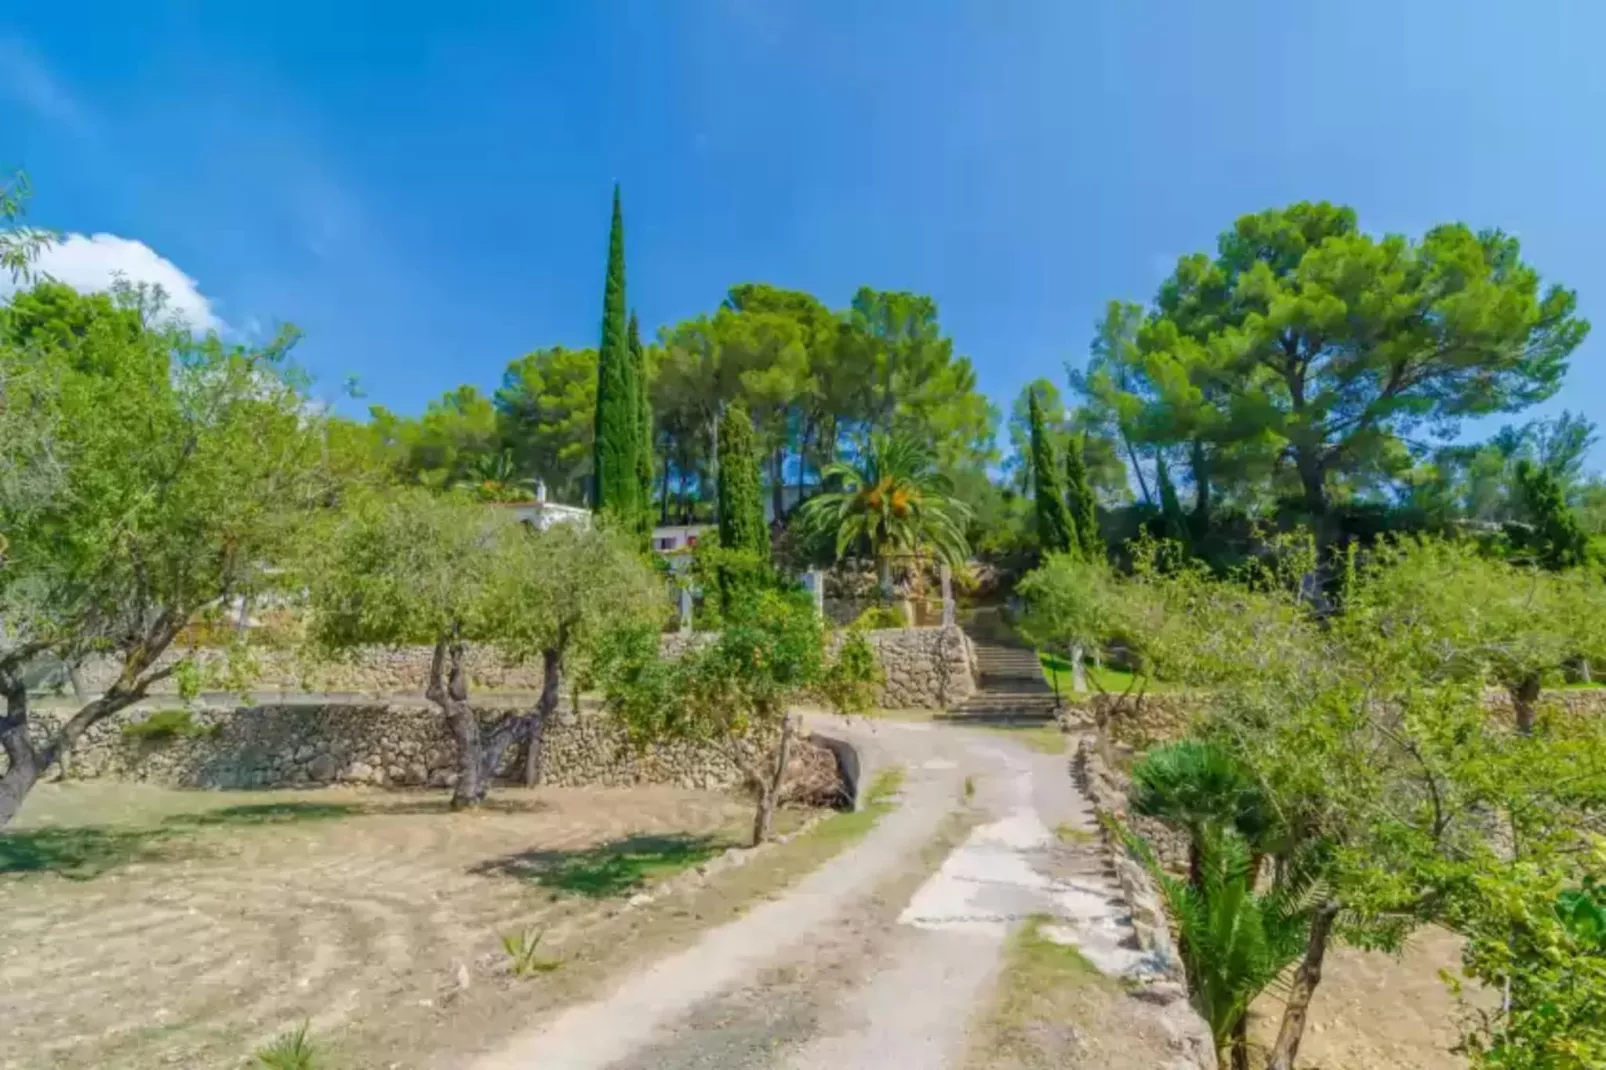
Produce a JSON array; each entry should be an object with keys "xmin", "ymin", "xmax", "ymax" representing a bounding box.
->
[
  {"xmin": 851, "ymin": 605, "xmax": 908, "ymax": 630},
  {"xmin": 817, "ymin": 628, "xmax": 883, "ymax": 716},
  {"xmin": 1016, "ymin": 554, "xmax": 1128, "ymax": 664},
  {"xmin": 1130, "ymin": 740, "xmax": 1274, "ymax": 854},
  {"xmin": 500, "ymin": 926, "xmax": 564, "ymax": 976},
  {"xmin": 303, "ymin": 488, "xmax": 512, "ymax": 652},
  {"xmin": 1028, "ymin": 387, "xmax": 1076, "ymax": 555},
  {"xmin": 716, "ymin": 401, "xmax": 769, "ymax": 560},
  {"xmin": 254, "ymin": 1023, "xmax": 320, "ymax": 1070},
  {"xmin": 1139, "ymin": 825, "xmax": 1313, "ymax": 1064},
  {"xmin": 367, "ymin": 384, "xmax": 502, "ymax": 490},
  {"xmin": 631, "ymin": 311, "xmax": 654, "ymax": 535},
  {"xmin": 1063, "ymin": 433, "xmax": 1102, "ymax": 560},
  {"xmin": 494, "ymin": 344, "xmax": 597, "ymax": 503},
  {"xmin": 800, "ymin": 432, "xmax": 972, "ymax": 584},
  {"xmin": 1107, "ymin": 202, "xmax": 1589, "ymax": 520},
  {"xmin": 1155, "ymin": 454, "xmax": 1187, "ymax": 544},
  {"xmin": 0, "ymin": 170, "xmax": 52, "ymax": 283},
  {"xmin": 593, "ymin": 185, "xmax": 638, "ymax": 519},
  {"xmin": 1512, "ymin": 458, "xmax": 1589, "ymax": 570},
  {"xmin": 120, "ymin": 709, "xmax": 218, "ymax": 743}
]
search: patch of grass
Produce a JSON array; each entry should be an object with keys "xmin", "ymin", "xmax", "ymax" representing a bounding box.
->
[
  {"xmin": 798, "ymin": 766, "xmax": 905, "ymax": 850},
  {"xmin": 164, "ymin": 802, "xmax": 360, "ymax": 829},
  {"xmin": 978, "ymin": 723, "xmax": 1068, "ymax": 755},
  {"xmin": 486, "ymin": 833, "xmax": 729, "ymax": 899},
  {"xmin": 970, "ymin": 916, "xmax": 1115, "ymax": 1069},
  {"xmin": 500, "ymin": 925, "xmax": 564, "ymax": 977},
  {"xmin": 254, "ymin": 1022, "xmax": 321, "ymax": 1069},
  {"xmin": 1055, "ymin": 822, "xmax": 1096, "ymax": 845},
  {"xmin": 963, "ymin": 775, "xmax": 977, "ymax": 801},
  {"xmin": 0, "ymin": 825, "xmax": 171, "ymax": 879},
  {"xmin": 121, "ymin": 708, "xmax": 220, "ymax": 743},
  {"xmin": 1040, "ymin": 653, "xmax": 1176, "ymax": 697}
]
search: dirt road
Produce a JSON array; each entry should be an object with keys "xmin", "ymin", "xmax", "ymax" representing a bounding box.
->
[{"xmin": 470, "ymin": 714, "xmax": 1176, "ymax": 1070}]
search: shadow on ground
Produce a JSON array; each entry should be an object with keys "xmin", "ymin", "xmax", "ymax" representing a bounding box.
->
[
  {"xmin": 1, "ymin": 794, "xmax": 550, "ymax": 880},
  {"xmin": 474, "ymin": 833, "xmax": 729, "ymax": 898}
]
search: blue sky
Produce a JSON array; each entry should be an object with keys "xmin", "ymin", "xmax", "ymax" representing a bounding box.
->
[{"xmin": 4, "ymin": 1, "xmax": 1605, "ymax": 463}]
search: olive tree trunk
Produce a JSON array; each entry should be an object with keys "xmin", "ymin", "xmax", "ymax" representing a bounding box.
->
[
  {"xmin": 426, "ymin": 630, "xmax": 485, "ymax": 810},
  {"xmin": 1510, "ymin": 673, "xmax": 1542, "ymax": 735},
  {"xmin": 751, "ymin": 712, "xmax": 796, "ymax": 847},
  {"xmin": 1268, "ymin": 899, "xmax": 1340, "ymax": 1070},
  {"xmin": 524, "ymin": 645, "xmax": 564, "ymax": 787}
]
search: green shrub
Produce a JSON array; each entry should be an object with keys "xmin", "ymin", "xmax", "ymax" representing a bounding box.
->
[
  {"xmin": 852, "ymin": 605, "xmax": 907, "ymax": 630},
  {"xmin": 818, "ymin": 628, "xmax": 883, "ymax": 715},
  {"xmin": 121, "ymin": 708, "xmax": 218, "ymax": 743}
]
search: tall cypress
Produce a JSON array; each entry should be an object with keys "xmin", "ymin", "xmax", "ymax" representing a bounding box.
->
[
  {"xmin": 1029, "ymin": 388, "xmax": 1077, "ymax": 556},
  {"xmin": 593, "ymin": 185, "xmax": 638, "ymax": 520},
  {"xmin": 717, "ymin": 402, "xmax": 769, "ymax": 561},
  {"xmin": 1064, "ymin": 432, "xmax": 1102, "ymax": 560},
  {"xmin": 629, "ymin": 312, "xmax": 654, "ymax": 536}
]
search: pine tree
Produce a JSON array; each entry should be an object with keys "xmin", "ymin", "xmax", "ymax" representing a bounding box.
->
[
  {"xmin": 629, "ymin": 311, "xmax": 654, "ymax": 536},
  {"xmin": 592, "ymin": 185, "xmax": 638, "ymax": 520},
  {"xmin": 1064, "ymin": 432, "xmax": 1102, "ymax": 560},
  {"xmin": 1029, "ymin": 388, "xmax": 1077, "ymax": 555},
  {"xmin": 1514, "ymin": 460, "xmax": 1589, "ymax": 570},
  {"xmin": 717, "ymin": 402, "xmax": 769, "ymax": 561},
  {"xmin": 1157, "ymin": 454, "xmax": 1188, "ymax": 546}
]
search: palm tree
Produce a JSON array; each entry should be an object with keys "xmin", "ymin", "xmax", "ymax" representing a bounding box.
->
[
  {"xmin": 800, "ymin": 432, "xmax": 971, "ymax": 599},
  {"xmin": 1131, "ymin": 739, "xmax": 1277, "ymax": 890},
  {"xmin": 1137, "ymin": 825, "xmax": 1315, "ymax": 1070},
  {"xmin": 454, "ymin": 450, "xmax": 537, "ymax": 503}
]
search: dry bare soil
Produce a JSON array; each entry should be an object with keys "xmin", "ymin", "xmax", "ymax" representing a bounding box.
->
[{"xmin": 0, "ymin": 780, "xmax": 814, "ymax": 1069}]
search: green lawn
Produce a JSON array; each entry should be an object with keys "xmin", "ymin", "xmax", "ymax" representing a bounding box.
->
[{"xmin": 1038, "ymin": 652, "xmax": 1177, "ymax": 697}]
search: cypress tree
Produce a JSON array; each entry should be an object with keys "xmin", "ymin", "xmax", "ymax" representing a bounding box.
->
[
  {"xmin": 1029, "ymin": 388, "xmax": 1077, "ymax": 556},
  {"xmin": 717, "ymin": 402, "xmax": 769, "ymax": 561},
  {"xmin": 593, "ymin": 185, "xmax": 638, "ymax": 520},
  {"xmin": 1514, "ymin": 459, "xmax": 1589, "ymax": 570},
  {"xmin": 629, "ymin": 312, "xmax": 654, "ymax": 537},
  {"xmin": 1064, "ymin": 432, "xmax": 1102, "ymax": 560},
  {"xmin": 1157, "ymin": 454, "xmax": 1187, "ymax": 545}
]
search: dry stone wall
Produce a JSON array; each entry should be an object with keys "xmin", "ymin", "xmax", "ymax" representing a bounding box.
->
[
  {"xmin": 69, "ymin": 627, "xmax": 975, "ymax": 710},
  {"xmin": 865, "ymin": 626, "xmax": 976, "ymax": 709},
  {"xmin": 30, "ymin": 703, "xmax": 785, "ymax": 793}
]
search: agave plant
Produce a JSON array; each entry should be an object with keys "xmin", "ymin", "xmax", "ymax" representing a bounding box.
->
[{"xmin": 800, "ymin": 432, "xmax": 971, "ymax": 598}]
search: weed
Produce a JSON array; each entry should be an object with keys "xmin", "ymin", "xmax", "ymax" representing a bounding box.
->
[
  {"xmin": 501, "ymin": 926, "xmax": 563, "ymax": 977},
  {"xmin": 1055, "ymin": 823, "xmax": 1096, "ymax": 845},
  {"xmin": 864, "ymin": 766, "xmax": 905, "ymax": 806},
  {"xmin": 121, "ymin": 708, "xmax": 219, "ymax": 743},
  {"xmin": 963, "ymin": 775, "xmax": 977, "ymax": 801},
  {"xmin": 254, "ymin": 1022, "xmax": 320, "ymax": 1069}
]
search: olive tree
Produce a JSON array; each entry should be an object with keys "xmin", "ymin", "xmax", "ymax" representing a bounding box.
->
[
  {"xmin": 303, "ymin": 488, "xmax": 516, "ymax": 809},
  {"xmin": 482, "ymin": 519, "xmax": 665, "ymax": 785},
  {"xmin": 0, "ymin": 283, "xmax": 330, "ymax": 827},
  {"xmin": 1338, "ymin": 537, "xmax": 1606, "ymax": 733},
  {"xmin": 1016, "ymin": 552, "xmax": 1127, "ymax": 693},
  {"xmin": 598, "ymin": 586, "xmax": 837, "ymax": 845},
  {"xmin": 1114, "ymin": 535, "xmax": 1606, "ymax": 1069}
]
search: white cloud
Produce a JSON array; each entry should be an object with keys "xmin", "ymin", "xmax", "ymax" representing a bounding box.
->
[{"xmin": 4, "ymin": 233, "xmax": 225, "ymax": 334}]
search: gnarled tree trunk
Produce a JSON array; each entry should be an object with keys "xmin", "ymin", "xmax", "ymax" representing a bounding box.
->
[
  {"xmin": 1268, "ymin": 899, "xmax": 1340, "ymax": 1070},
  {"xmin": 524, "ymin": 645, "xmax": 564, "ymax": 787},
  {"xmin": 426, "ymin": 630, "xmax": 484, "ymax": 810},
  {"xmin": 751, "ymin": 712, "xmax": 796, "ymax": 846},
  {"xmin": 1510, "ymin": 673, "xmax": 1542, "ymax": 735}
]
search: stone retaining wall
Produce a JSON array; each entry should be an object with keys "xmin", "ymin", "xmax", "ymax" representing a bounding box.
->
[
  {"xmin": 1074, "ymin": 735, "xmax": 1217, "ymax": 1070},
  {"xmin": 865, "ymin": 626, "xmax": 976, "ymax": 709},
  {"xmin": 31, "ymin": 703, "xmax": 792, "ymax": 793},
  {"xmin": 66, "ymin": 627, "xmax": 976, "ymax": 710}
]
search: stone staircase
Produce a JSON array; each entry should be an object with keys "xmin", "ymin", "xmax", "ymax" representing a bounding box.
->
[{"xmin": 944, "ymin": 626, "xmax": 1061, "ymax": 722}]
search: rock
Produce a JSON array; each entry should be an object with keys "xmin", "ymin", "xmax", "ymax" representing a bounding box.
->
[{"xmin": 307, "ymin": 753, "xmax": 339, "ymax": 782}]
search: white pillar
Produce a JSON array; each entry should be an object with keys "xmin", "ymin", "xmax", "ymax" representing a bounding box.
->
[{"xmin": 940, "ymin": 564, "xmax": 955, "ymax": 628}]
